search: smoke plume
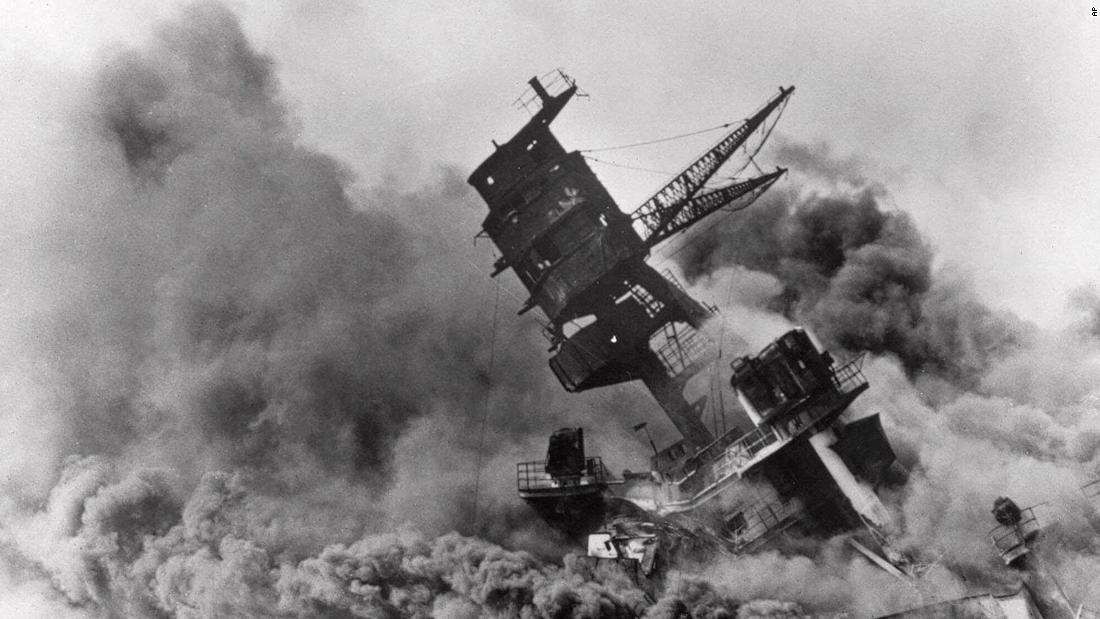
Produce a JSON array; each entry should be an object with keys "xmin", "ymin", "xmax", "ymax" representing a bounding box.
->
[
  {"xmin": 678, "ymin": 141, "xmax": 1027, "ymax": 389},
  {"xmin": 0, "ymin": 3, "xmax": 808, "ymax": 616},
  {"xmin": 1, "ymin": 3, "xmax": 1098, "ymax": 617},
  {"xmin": 672, "ymin": 138, "xmax": 1100, "ymax": 611}
]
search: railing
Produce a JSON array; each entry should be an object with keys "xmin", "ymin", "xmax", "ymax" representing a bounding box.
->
[
  {"xmin": 718, "ymin": 390, "xmax": 849, "ymax": 472},
  {"xmin": 513, "ymin": 69, "xmax": 577, "ymax": 116},
  {"xmin": 517, "ymin": 457, "xmax": 614, "ymax": 492},
  {"xmin": 673, "ymin": 424, "xmax": 781, "ymax": 499},
  {"xmin": 686, "ymin": 425, "xmax": 749, "ymax": 472},
  {"xmin": 707, "ymin": 426, "xmax": 781, "ymax": 483},
  {"xmin": 727, "ymin": 498, "xmax": 802, "ymax": 549},
  {"xmin": 661, "ymin": 269, "xmax": 689, "ymax": 295},
  {"xmin": 675, "ymin": 379, "xmax": 865, "ymax": 504},
  {"xmin": 660, "ymin": 269, "xmax": 719, "ymax": 313},
  {"xmin": 652, "ymin": 322, "xmax": 710, "ymax": 376},
  {"xmin": 831, "ymin": 353, "xmax": 868, "ymax": 395},
  {"xmin": 987, "ymin": 507, "xmax": 1040, "ymax": 564}
]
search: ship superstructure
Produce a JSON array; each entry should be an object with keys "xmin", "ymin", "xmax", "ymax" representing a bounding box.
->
[
  {"xmin": 468, "ymin": 70, "xmax": 897, "ymax": 572},
  {"xmin": 468, "ymin": 70, "xmax": 1098, "ymax": 617},
  {"xmin": 469, "ymin": 71, "xmax": 788, "ymax": 447}
]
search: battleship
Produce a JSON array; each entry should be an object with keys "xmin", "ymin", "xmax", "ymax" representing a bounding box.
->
[{"xmin": 467, "ymin": 70, "xmax": 1095, "ymax": 617}]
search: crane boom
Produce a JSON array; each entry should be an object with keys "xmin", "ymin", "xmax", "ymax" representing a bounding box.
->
[
  {"xmin": 644, "ymin": 168, "xmax": 786, "ymax": 248},
  {"xmin": 631, "ymin": 86, "xmax": 793, "ymax": 244}
]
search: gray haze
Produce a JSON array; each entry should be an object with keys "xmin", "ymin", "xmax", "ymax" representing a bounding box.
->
[{"xmin": 0, "ymin": 2, "xmax": 1098, "ymax": 617}]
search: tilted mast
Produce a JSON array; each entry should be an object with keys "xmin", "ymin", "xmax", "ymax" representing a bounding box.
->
[
  {"xmin": 467, "ymin": 71, "xmax": 791, "ymax": 448},
  {"xmin": 631, "ymin": 86, "xmax": 793, "ymax": 247},
  {"xmin": 642, "ymin": 168, "xmax": 786, "ymax": 247}
]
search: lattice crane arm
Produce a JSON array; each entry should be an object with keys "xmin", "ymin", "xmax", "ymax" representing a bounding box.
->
[
  {"xmin": 631, "ymin": 86, "xmax": 794, "ymax": 243},
  {"xmin": 645, "ymin": 168, "xmax": 787, "ymax": 248}
]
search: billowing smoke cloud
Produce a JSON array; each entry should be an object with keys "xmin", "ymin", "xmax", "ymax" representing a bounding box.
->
[
  {"xmin": 2, "ymin": 3, "xmax": 1099, "ymax": 617},
  {"xmin": 672, "ymin": 137, "xmax": 1100, "ymax": 611},
  {"xmin": 1, "ymin": 0, "xmax": 578, "ymax": 529},
  {"xmin": 0, "ymin": 3, "xmax": 811, "ymax": 616},
  {"xmin": 0, "ymin": 2, "xmax": 645, "ymax": 615},
  {"xmin": 677, "ymin": 141, "xmax": 1027, "ymax": 389},
  {"xmin": 1, "ymin": 456, "xmax": 811, "ymax": 617}
]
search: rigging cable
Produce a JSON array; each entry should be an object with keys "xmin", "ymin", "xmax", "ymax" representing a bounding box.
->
[
  {"xmin": 408, "ymin": 211, "xmax": 536, "ymax": 330},
  {"xmin": 581, "ymin": 155, "xmax": 678, "ymax": 176},
  {"xmin": 583, "ymin": 155, "xmax": 750, "ymax": 192},
  {"xmin": 472, "ymin": 279, "xmax": 502, "ymax": 527},
  {"xmin": 579, "ymin": 121, "xmax": 736, "ymax": 153},
  {"xmin": 711, "ymin": 271, "xmax": 741, "ymax": 437}
]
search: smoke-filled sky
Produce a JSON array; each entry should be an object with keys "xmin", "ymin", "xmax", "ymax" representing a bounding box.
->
[
  {"xmin": 5, "ymin": 1, "xmax": 1099, "ymax": 328},
  {"xmin": 1, "ymin": 2, "xmax": 1099, "ymax": 617}
]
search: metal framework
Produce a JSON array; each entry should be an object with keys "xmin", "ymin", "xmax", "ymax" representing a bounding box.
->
[
  {"xmin": 631, "ymin": 86, "xmax": 793, "ymax": 244},
  {"xmin": 643, "ymin": 168, "xmax": 786, "ymax": 247},
  {"xmin": 516, "ymin": 457, "xmax": 616, "ymax": 492}
]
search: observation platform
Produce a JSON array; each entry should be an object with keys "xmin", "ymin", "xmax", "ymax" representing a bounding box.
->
[{"xmin": 517, "ymin": 457, "xmax": 621, "ymax": 499}]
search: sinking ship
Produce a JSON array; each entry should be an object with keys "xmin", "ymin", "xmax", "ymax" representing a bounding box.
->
[
  {"xmin": 468, "ymin": 69, "xmax": 895, "ymax": 557},
  {"xmin": 467, "ymin": 71, "xmax": 1097, "ymax": 617}
]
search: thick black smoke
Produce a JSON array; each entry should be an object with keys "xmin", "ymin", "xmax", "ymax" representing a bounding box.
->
[
  {"xmin": 3, "ymin": 3, "xmax": 1099, "ymax": 616},
  {"xmin": 2, "ymin": 457, "xmax": 808, "ymax": 617},
  {"xmin": 12, "ymin": 0, "xmax": 579, "ymax": 523},
  {"xmin": 678, "ymin": 142, "xmax": 1027, "ymax": 388},
  {"xmin": 0, "ymin": 3, "xmax": 810, "ymax": 616},
  {"xmin": 671, "ymin": 140, "xmax": 1100, "ymax": 612}
]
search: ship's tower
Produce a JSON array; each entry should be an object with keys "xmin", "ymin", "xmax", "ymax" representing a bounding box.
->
[
  {"xmin": 468, "ymin": 71, "xmax": 790, "ymax": 448},
  {"xmin": 469, "ymin": 71, "xmax": 799, "ymax": 542}
]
